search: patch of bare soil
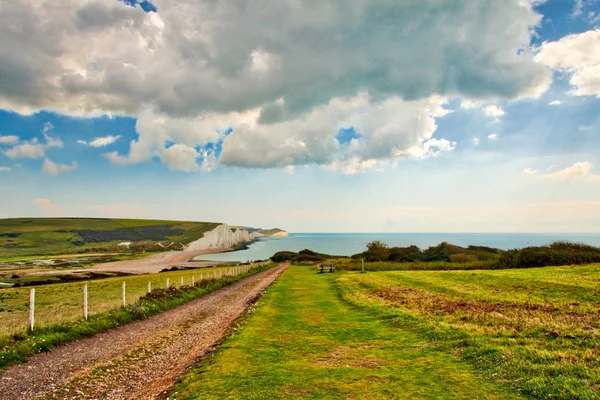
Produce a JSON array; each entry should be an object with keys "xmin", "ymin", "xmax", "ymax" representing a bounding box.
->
[{"xmin": 0, "ymin": 264, "xmax": 288, "ymax": 400}]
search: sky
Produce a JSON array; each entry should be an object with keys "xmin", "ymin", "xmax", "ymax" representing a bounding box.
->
[{"xmin": 0, "ymin": 0, "xmax": 599, "ymax": 233}]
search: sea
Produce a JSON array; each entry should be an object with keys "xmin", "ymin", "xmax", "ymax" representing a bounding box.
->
[{"xmin": 194, "ymin": 232, "xmax": 600, "ymax": 262}]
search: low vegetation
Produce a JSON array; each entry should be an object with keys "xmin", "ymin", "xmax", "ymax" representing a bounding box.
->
[
  {"xmin": 337, "ymin": 264, "xmax": 600, "ymax": 399},
  {"xmin": 0, "ymin": 263, "xmax": 271, "ymax": 371},
  {"xmin": 272, "ymin": 241, "xmax": 600, "ymax": 271},
  {"xmin": 171, "ymin": 266, "xmax": 515, "ymax": 399}
]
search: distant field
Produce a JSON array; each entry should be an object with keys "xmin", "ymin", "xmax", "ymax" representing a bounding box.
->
[
  {"xmin": 337, "ymin": 264, "xmax": 600, "ymax": 399},
  {"xmin": 0, "ymin": 265, "xmax": 235, "ymax": 337},
  {"xmin": 0, "ymin": 217, "xmax": 219, "ymax": 258},
  {"xmin": 173, "ymin": 266, "xmax": 517, "ymax": 399}
]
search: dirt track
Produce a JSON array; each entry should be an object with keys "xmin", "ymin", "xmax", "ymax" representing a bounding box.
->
[{"xmin": 0, "ymin": 263, "xmax": 289, "ymax": 399}]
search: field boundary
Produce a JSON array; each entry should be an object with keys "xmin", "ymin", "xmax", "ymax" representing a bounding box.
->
[{"xmin": 0, "ymin": 262, "xmax": 273, "ymax": 371}]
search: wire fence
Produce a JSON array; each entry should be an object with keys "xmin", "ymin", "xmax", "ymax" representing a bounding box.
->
[{"xmin": 0, "ymin": 262, "xmax": 270, "ymax": 338}]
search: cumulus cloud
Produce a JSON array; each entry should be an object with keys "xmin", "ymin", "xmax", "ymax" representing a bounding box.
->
[
  {"xmin": 524, "ymin": 161, "xmax": 597, "ymax": 180},
  {"xmin": 33, "ymin": 198, "xmax": 61, "ymax": 216},
  {"xmin": 0, "ymin": 0, "xmax": 551, "ymax": 119},
  {"xmin": 549, "ymin": 100, "xmax": 562, "ymax": 105},
  {"xmin": 580, "ymin": 125, "xmax": 592, "ymax": 131},
  {"xmin": 0, "ymin": 0, "xmax": 555, "ymax": 172},
  {"xmin": 0, "ymin": 166, "xmax": 11, "ymax": 172},
  {"xmin": 5, "ymin": 139, "xmax": 46, "ymax": 159},
  {"xmin": 483, "ymin": 105, "xmax": 506, "ymax": 122},
  {"xmin": 160, "ymin": 144, "xmax": 200, "ymax": 172},
  {"xmin": 78, "ymin": 135, "xmax": 121, "ymax": 147},
  {"xmin": 4, "ymin": 135, "xmax": 62, "ymax": 159},
  {"xmin": 0, "ymin": 135, "xmax": 19, "ymax": 145},
  {"xmin": 488, "ymin": 133, "xmax": 499, "ymax": 141},
  {"xmin": 218, "ymin": 94, "xmax": 453, "ymax": 171},
  {"xmin": 536, "ymin": 29, "xmax": 600, "ymax": 97},
  {"xmin": 42, "ymin": 158, "xmax": 78, "ymax": 176},
  {"xmin": 472, "ymin": 137, "xmax": 481, "ymax": 145}
]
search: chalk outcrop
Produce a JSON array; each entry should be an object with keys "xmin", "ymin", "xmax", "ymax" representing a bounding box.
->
[
  {"xmin": 271, "ymin": 231, "xmax": 288, "ymax": 237},
  {"xmin": 184, "ymin": 224, "xmax": 263, "ymax": 251}
]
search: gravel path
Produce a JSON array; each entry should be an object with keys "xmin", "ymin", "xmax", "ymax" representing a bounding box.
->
[{"xmin": 0, "ymin": 263, "xmax": 288, "ymax": 400}]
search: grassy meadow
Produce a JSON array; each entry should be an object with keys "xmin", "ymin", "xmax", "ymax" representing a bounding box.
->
[
  {"xmin": 0, "ymin": 265, "xmax": 240, "ymax": 337},
  {"xmin": 171, "ymin": 266, "xmax": 518, "ymax": 399},
  {"xmin": 0, "ymin": 263, "xmax": 271, "ymax": 370},
  {"xmin": 0, "ymin": 217, "xmax": 219, "ymax": 258},
  {"xmin": 337, "ymin": 264, "xmax": 600, "ymax": 399}
]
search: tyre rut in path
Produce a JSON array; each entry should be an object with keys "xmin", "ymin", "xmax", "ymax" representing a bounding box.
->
[{"xmin": 0, "ymin": 263, "xmax": 289, "ymax": 400}]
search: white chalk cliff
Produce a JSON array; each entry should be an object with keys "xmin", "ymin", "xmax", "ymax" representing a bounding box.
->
[{"xmin": 184, "ymin": 224, "xmax": 263, "ymax": 251}]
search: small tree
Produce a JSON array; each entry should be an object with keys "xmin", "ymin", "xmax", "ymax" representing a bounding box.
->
[{"xmin": 366, "ymin": 240, "xmax": 391, "ymax": 261}]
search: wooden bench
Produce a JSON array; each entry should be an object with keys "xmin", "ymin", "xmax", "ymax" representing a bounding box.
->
[{"xmin": 318, "ymin": 263, "xmax": 336, "ymax": 273}]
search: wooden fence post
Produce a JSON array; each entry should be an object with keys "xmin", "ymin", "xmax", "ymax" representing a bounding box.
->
[
  {"xmin": 83, "ymin": 284, "xmax": 88, "ymax": 321},
  {"xmin": 121, "ymin": 282, "xmax": 126, "ymax": 307},
  {"xmin": 192, "ymin": 275, "xmax": 195, "ymax": 285},
  {"xmin": 166, "ymin": 278, "xmax": 170, "ymax": 288},
  {"xmin": 28, "ymin": 288, "xmax": 35, "ymax": 331},
  {"xmin": 147, "ymin": 281, "xmax": 152, "ymax": 294},
  {"xmin": 200, "ymin": 273, "xmax": 203, "ymax": 281},
  {"xmin": 362, "ymin": 258, "xmax": 365, "ymax": 272},
  {"xmin": 220, "ymin": 270, "xmax": 222, "ymax": 279},
  {"xmin": 181, "ymin": 276, "xmax": 184, "ymax": 287}
]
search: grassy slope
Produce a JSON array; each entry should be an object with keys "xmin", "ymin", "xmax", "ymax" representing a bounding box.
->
[
  {"xmin": 0, "ymin": 218, "xmax": 219, "ymax": 258},
  {"xmin": 173, "ymin": 266, "xmax": 518, "ymax": 399},
  {"xmin": 0, "ymin": 265, "xmax": 238, "ymax": 337},
  {"xmin": 336, "ymin": 264, "xmax": 600, "ymax": 399}
]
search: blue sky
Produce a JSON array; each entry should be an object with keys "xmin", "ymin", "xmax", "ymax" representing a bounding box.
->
[{"xmin": 1, "ymin": 0, "xmax": 599, "ymax": 232}]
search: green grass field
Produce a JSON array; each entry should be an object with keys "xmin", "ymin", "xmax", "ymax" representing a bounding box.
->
[
  {"xmin": 0, "ymin": 217, "xmax": 219, "ymax": 258},
  {"xmin": 171, "ymin": 266, "xmax": 518, "ymax": 399},
  {"xmin": 0, "ymin": 265, "xmax": 239, "ymax": 338},
  {"xmin": 337, "ymin": 264, "xmax": 600, "ymax": 399}
]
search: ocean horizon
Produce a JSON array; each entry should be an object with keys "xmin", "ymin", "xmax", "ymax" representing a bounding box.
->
[{"xmin": 195, "ymin": 232, "xmax": 600, "ymax": 262}]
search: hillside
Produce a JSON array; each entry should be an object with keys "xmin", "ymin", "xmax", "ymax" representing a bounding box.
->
[{"xmin": 0, "ymin": 218, "xmax": 220, "ymax": 258}]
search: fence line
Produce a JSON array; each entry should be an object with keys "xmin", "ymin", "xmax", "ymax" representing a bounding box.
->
[{"xmin": 21, "ymin": 263, "xmax": 267, "ymax": 332}]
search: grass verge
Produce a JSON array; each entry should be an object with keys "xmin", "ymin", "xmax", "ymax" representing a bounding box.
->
[
  {"xmin": 170, "ymin": 266, "xmax": 518, "ymax": 399},
  {"xmin": 335, "ymin": 264, "xmax": 600, "ymax": 399},
  {"xmin": 0, "ymin": 264, "xmax": 272, "ymax": 371}
]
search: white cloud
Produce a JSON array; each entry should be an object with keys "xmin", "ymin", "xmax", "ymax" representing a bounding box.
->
[
  {"xmin": 42, "ymin": 122, "xmax": 53, "ymax": 134},
  {"xmin": 471, "ymin": 137, "xmax": 481, "ymax": 145},
  {"xmin": 573, "ymin": 0, "xmax": 584, "ymax": 17},
  {"xmin": 0, "ymin": 166, "xmax": 11, "ymax": 172},
  {"xmin": 483, "ymin": 105, "xmax": 505, "ymax": 121},
  {"xmin": 42, "ymin": 158, "xmax": 78, "ymax": 176},
  {"xmin": 488, "ymin": 133, "xmax": 498, "ymax": 141},
  {"xmin": 218, "ymin": 94, "xmax": 453, "ymax": 171},
  {"xmin": 3, "ymin": 131, "xmax": 63, "ymax": 159},
  {"xmin": 159, "ymin": 144, "xmax": 200, "ymax": 172},
  {"xmin": 524, "ymin": 161, "xmax": 597, "ymax": 180},
  {"xmin": 535, "ymin": 29, "xmax": 600, "ymax": 97},
  {"xmin": 78, "ymin": 135, "xmax": 121, "ymax": 147},
  {"xmin": 580, "ymin": 125, "xmax": 592, "ymax": 131},
  {"xmin": 549, "ymin": 100, "xmax": 562, "ymax": 105},
  {"xmin": 0, "ymin": 135, "xmax": 19, "ymax": 145},
  {"xmin": 5, "ymin": 140, "xmax": 46, "ymax": 159}
]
